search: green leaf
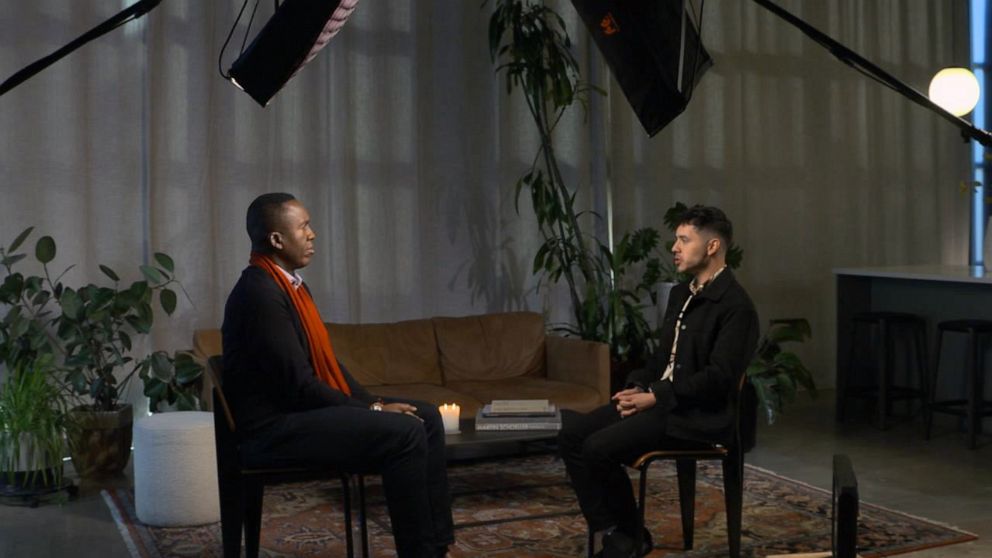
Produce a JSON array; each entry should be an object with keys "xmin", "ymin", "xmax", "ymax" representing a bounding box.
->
[
  {"xmin": 144, "ymin": 379, "xmax": 167, "ymax": 399},
  {"xmin": 7, "ymin": 226, "xmax": 34, "ymax": 253},
  {"xmin": 35, "ymin": 236, "xmax": 56, "ymax": 264},
  {"xmin": 160, "ymin": 288, "xmax": 177, "ymax": 315},
  {"xmin": 99, "ymin": 265, "xmax": 120, "ymax": 282},
  {"xmin": 1, "ymin": 253, "xmax": 26, "ymax": 268},
  {"xmin": 153, "ymin": 253, "xmax": 175, "ymax": 273},
  {"xmin": 175, "ymin": 392, "xmax": 200, "ymax": 411},
  {"xmin": 140, "ymin": 265, "xmax": 165, "ymax": 284},
  {"xmin": 59, "ymin": 288, "xmax": 83, "ymax": 320},
  {"xmin": 150, "ymin": 351, "xmax": 173, "ymax": 382},
  {"xmin": 119, "ymin": 331, "xmax": 132, "ymax": 351}
]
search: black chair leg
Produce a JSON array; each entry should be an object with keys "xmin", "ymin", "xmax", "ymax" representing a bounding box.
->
[
  {"xmin": 722, "ymin": 453, "xmax": 744, "ymax": 558},
  {"xmin": 357, "ymin": 475, "xmax": 369, "ymax": 558},
  {"xmin": 635, "ymin": 462, "xmax": 651, "ymax": 556},
  {"xmin": 218, "ymin": 477, "xmax": 244, "ymax": 558},
  {"xmin": 341, "ymin": 474, "xmax": 355, "ymax": 558},
  {"xmin": 675, "ymin": 459, "xmax": 697, "ymax": 550},
  {"xmin": 243, "ymin": 480, "xmax": 264, "ymax": 558}
]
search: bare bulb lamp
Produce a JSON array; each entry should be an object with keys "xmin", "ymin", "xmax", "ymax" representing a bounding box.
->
[{"xmin": 929, "ymin": 67, "xmax": 981, "ymax": 117}]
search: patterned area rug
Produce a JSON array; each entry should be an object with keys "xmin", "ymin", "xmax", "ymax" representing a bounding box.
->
[{"xmin": 102, "ymin": 454, "xmax": 976, "ymax": 557}]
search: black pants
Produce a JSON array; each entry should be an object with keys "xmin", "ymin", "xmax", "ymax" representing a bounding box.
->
[
  {"xmin": 559, "ymin": 403, "xmax": 674, "ymax": 536},
  {"xmin": 241, "ymin": 398, "xmax": 454, "ymax": 558}
]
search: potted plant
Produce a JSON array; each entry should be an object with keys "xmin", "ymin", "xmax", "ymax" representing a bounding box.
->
[
  {"xmin": 746, "ymin": 319, "xmax": 817, "ymax": 424},
  {"xmin": 0, "ymin": 227, "xmax": 194, "ymax": 478},
  {"xmin": 0, "ymin": 357, "xmax": 76, "ymax": 501}
]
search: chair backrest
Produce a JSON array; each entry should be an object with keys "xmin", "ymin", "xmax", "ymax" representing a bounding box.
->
[
  {"xmin": 207, "ymin": 355, "xmax": 237, "ymax": 435},
  {"xmin": 207, "ymin": 355, "xmax": 243, "ymax": 476},
  {"xmin": 738, "ymin": 375, "xmax": 758, "ymax": 453}
]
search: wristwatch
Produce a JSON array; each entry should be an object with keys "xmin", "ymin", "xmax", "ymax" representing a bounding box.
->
[{"xmin": 370, "ymin": 400, "xmax": 384, "ymax": 412}]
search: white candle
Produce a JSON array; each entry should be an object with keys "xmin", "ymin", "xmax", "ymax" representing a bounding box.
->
[{"xmin": 439, "ymin": 403, "xmax": 460, "ymax": 434}]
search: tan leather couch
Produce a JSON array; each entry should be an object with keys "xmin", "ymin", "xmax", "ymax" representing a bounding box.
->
[{"xmin": 193, "ymin": 311, "xmax": 609, "ymax": 417}]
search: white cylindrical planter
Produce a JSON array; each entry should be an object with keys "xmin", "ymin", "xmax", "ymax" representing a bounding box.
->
[{"xmin": 133, "ymin": 411, "xmax": 219, "ymax": 526}]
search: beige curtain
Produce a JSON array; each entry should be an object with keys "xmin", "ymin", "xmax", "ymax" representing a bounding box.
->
[{"xmin": 0, "ymin": 0, "xmax": 972, "ymax": 406}]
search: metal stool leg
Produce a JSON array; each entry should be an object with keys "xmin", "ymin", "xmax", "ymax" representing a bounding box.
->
[
  {"xmin": 878, "ymin": 319, "xmax": 890, "ymax": 430},
  {"xmin": 837, "ymin": 322, "xmax": 858, "ymax": 422},
  {"xmin": 968, "ymin": 329, "xmax": 980, "ymax": 450},
  {"xmin": 926, "ymin": 329, "xmax": 944, "ymax": 439}
]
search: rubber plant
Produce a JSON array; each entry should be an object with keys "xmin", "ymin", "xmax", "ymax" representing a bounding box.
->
[{"xmin": 0, "ymin": 227, "xmax": 200, "ymax": 477}]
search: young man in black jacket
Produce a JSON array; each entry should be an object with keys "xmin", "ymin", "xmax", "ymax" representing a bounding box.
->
[{"xmin": 558, "ymin": 205, "xmax": 759, "ymax": 557}]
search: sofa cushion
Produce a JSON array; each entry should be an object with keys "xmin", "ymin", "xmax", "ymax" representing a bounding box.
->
[
  {"xmin": 327, "ymin": 319, "xmax": 442, "ymax": 387},
  {"xmin": 433, "ymin": 312, "xmax": 546, "ymax": 382},
  {"xmin": 445, "ymin": 378, "xmax": 603, "ymax": 414}
]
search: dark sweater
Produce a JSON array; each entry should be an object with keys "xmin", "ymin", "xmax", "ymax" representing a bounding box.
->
[{"xmin": 221, "ymin": 266, "xmax": 374, "ymax": 432}]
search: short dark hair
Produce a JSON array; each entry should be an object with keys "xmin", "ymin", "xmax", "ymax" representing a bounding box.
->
[
  {"xmin": 677, "ymin": 204, "xmax": 733, "ymax": 246},
  {"xmin": 246, "ymin": 193, "xmax": 296, "ymax": 252}
]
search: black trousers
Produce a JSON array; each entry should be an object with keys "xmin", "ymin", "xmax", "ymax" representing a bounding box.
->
[
  {"xmin": 241, "ymin": 398, "xmax": 454, "ymax": 558},
  {"xmin": 559, "ymin": 402, "xmax": 674, "ymax": 536}
]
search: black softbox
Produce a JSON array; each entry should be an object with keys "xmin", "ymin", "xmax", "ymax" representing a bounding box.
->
[
  {"xmin": 228, "ymin": 0, "xmax": 359, "ymax": 107},
  {"xmin": 571, "ymin": 0, "xmax": 712, "ymax": 136}
]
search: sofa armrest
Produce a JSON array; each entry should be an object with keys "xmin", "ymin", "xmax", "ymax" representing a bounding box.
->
[{"xmin": 546, "ymin": 335, "xmax": 610, "ymax": 405}]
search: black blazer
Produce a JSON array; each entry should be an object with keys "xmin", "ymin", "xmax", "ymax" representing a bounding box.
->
[
  {"xmin": 627, "ymin": 268, "xmax": 759, "ymax": 445},
  {"xmin": 221, "ymin": 266, "xmax": 374, "ymax": 433}
]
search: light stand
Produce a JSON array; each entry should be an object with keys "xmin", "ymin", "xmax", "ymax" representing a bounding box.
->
[
  {"xmin": 0, "ymin": 0, "xmax": 164, "ymax": 97},
  {"xmin": 752, "ymin": 0, "xmax": 990, "ymax": 272}
]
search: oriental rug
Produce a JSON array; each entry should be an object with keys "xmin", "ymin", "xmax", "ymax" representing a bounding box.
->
[{"xmin": 102, "ymin": 454, "xmax": 976, "ymax": 557}]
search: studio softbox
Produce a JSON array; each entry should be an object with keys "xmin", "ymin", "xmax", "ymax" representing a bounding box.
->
[
  {"xmin": 228, "ymin": 0, "xmax": 359, "ymax": 107},
  {"xmin": 570, "ymin": 0, "xmax": 712, "ymax": 136}
]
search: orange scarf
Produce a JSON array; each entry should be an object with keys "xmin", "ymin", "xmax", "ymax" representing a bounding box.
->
[{"xmin": 250, "ymin": 253, "xmax": 351, "ymax": 395}]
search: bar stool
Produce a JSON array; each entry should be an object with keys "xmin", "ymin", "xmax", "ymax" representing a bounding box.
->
[
  {"xmin": 925, "ymin": 319, "xmax": 992, "ymax": 449},
  {"xmin": 836, "ymin": 312, "xmax": 928, "ymax": 430}
]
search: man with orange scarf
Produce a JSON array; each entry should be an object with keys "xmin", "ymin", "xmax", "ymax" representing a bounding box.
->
[{"xmin": 222, "ymin": 193, "xmax": 453, "ymax": 558}]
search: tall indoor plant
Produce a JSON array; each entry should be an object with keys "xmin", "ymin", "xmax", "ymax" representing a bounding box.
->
[
  {"xmin": 0, "ymin": 227, "xmax": 194, "ymax": 477},
  {"xmin": 488, "ymin": 0, "xmax": 667, "ymax": 374}
]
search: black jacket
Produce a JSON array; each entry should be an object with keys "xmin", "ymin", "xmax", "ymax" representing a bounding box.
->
[
  {"xmin": 221, "ymin": 266, "xmax": 374, "ymax": 432},
  {"xmin": 627, "ymin": 268, "xmax": 759, "ymax": 445}
]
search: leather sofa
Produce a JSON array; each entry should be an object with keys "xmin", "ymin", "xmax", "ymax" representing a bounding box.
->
[{"xmin": 192, "ymin": 311, "xmax": 610, "ymax": 417}]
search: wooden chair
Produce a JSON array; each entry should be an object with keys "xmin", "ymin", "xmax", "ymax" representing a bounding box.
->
[
  {"xmin": 207, "ymin": 356, "xmax": 369, "ymax": 558},
  {"xmin": 589, "ymin": 374, "xmax": 757, "ymax": 558}
]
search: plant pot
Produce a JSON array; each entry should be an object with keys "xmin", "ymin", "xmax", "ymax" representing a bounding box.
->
[
  {"xmin": 68, "ymin": 404, "xmax": 133, "ymax": 479},
  {"xmin": 0, "ymin": 432, "xmax": 64, "ymax": 491}
]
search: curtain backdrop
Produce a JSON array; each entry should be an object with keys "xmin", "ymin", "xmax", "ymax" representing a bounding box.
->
[{"xmin": 0, "ymin": 1, "xmax": 971, "ymax": 410}]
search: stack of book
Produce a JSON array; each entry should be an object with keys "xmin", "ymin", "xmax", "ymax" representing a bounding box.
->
[{"xmin": 474, "ymin": 399, "xmax": 562, "ymax": 431}]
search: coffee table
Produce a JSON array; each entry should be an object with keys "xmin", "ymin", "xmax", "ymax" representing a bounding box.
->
[{"xmin": 444, "ymin": 417, "xmax": 559, "ymax": 461}]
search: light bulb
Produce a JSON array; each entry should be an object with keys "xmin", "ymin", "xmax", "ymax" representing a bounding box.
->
[{"xmin": 929, "ymin": 67, "xmax": 980, "ymax": 117}]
